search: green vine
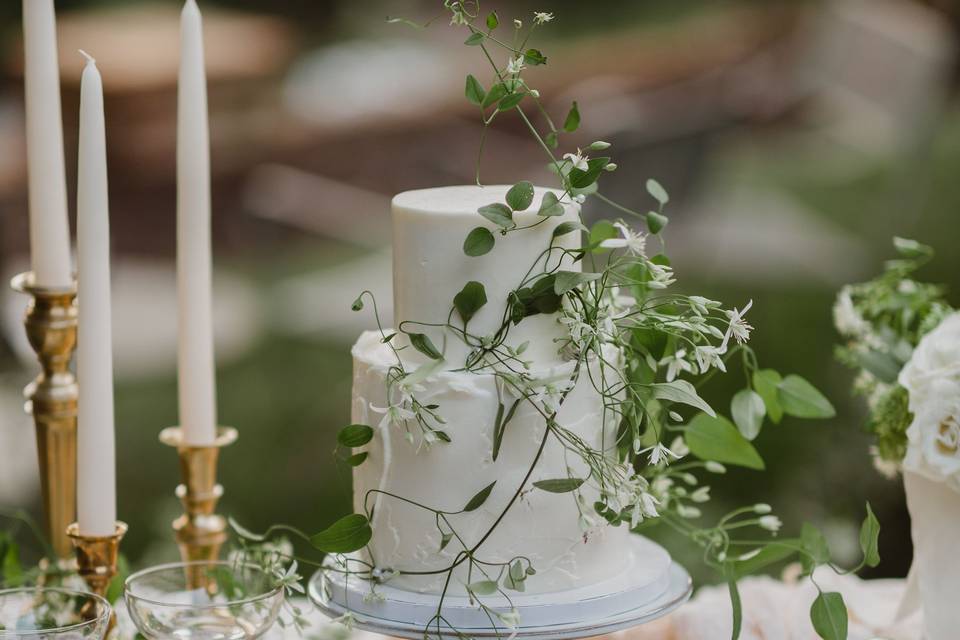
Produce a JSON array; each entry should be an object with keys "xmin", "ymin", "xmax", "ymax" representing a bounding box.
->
[{"xmin": 234, "ymin": 5, "xmax": 882, "ymax": 640}]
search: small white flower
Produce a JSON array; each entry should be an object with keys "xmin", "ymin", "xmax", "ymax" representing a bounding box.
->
[
  {"xmin": 723, "ymin": 300, "xmax": 754, "ymax": 348},
  {"xmin": 533, "ymin": 11, "xmax": 554, "ymax": 24},
  {"xmin": 833, "ymin": 287, "xmax": 870, "ymax": 337},
  {"xmin": 642, "ymin": 442, "xmax": 680, "ymax": 466},
  {"xmin": 705, "ymin": 461, "xmax": 727, "ymax": 473},
  {"xmin": 529, "ymin": 88, "xmax": 540, "ymax": 98},
  {"xmin": 898, "ymin": 279, "xmax": 918, "ymax": 294},
  {"xmin": 573, "ymin": 194, "xmax": 586, "ymax": 204},
  {"xmin": 753, "ymin": 503, "xmax": 772, "ymax": 514},
  {"xmin": 599, "ymin": 221, "xmax": 647, "ymax": 256},
  {"xmin": 513, "ymin": 18, "xmax": 523, "ymax": 28},
  {"xmin": 691, "ymin": 486, "xmax": 711, "ymax": 503},
  {"xmin": 563, "ymin": 148, "xmax": 589, "ymax": 171},
  {"xmin": 677, "ymin": 504, "xmax": 701, "ymax": 519},
  {"xmin": 694, "ymin": 344, "xmax": 727, "ymax": 375},
  {"xmin": 448, "ymin": 6, "xmax": 469, "ymax": 26},
  {"xmin": 639, "ymin": 492, "xmax": 659, "ymax": 517},
  {"xmin": 646, "ymin": 261, "xmax": 676, "ymax": 289},
  {"xmin": 369, "ymin": 403, "xmax": 415, "ymax": 430},
  {"xmin": 661, "ymin": 349, "xmax": 693, "ymax": 382},
  {"xmin": 506, "ymin": 55, "xmax": 525, "ymax": 75},
  {"xmin": 759, "ymin": 515, "xmax": 782, "ymax": 532}
]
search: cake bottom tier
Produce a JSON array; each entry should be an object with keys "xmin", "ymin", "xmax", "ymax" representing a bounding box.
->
[{"xmin": 350, "ymin": 331, "xmax": 631, "ymax": 595}]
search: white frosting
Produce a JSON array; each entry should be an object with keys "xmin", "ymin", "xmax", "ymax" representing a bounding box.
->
[
  {"xmin": 351, "ymin": 331, "xmax": 630, "ymax": 595},
  {"xmin": 391, "ymin": 185, "xmax": 580, "ymax": 369}
]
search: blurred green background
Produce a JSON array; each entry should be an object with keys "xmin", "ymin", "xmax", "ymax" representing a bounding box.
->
[{"xmin": 0, "ymin": 0, "xmax": 958, "ymax": 587}]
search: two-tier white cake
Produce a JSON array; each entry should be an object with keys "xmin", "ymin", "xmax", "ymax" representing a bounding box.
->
[{"xmin": 350, "ymin": 185, "xmax": 632, "ymax": 595}]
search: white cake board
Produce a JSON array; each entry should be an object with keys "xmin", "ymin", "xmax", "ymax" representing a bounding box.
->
[{"xmin": 308, "ymin": 535, "xmax": 692, "ymax": 639}]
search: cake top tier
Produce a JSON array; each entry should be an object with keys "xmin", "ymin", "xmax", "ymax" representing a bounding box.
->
[{"xmin": 392, "ymin": 185, "xmax": 581, "ymax": 369}]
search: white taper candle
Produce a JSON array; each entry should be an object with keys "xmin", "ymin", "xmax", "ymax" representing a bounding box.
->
[
  {"xmin": 22, "ymin": 0, "xmax": 72, "ymax": 287},
  {"xmin": 176, "ymin": 0, "xmax": 217, "ymax": 445},
  {"xmin": 76, "ymin": 52, "xmax": 116, "ymax": 536}
]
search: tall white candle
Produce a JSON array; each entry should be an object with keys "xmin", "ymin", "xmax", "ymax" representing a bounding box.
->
[
  {"xmin": 22, "ymin": 0, "xmax": 72, "ymax": 287},
  {"xmin": 76, "ymin": 52, "xmax": 116, "ymax": 536},
  {"xmin": 177, "ymin": 0, "xmax": 217, "ymax": 445}
]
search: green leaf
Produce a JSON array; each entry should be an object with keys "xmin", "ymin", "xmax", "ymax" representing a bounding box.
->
[
  {"xmin": 859, "ymin": 502, "xmax": 881, "ymax": 568},
  {"xmin": 492, "ymin": 399, "xmax": 520, "ymax": 461},
  {"xmin": 800, "ymin": 522, "xmax": 830, "ymax": 574},
  {"xmin": 855, "ymin": 349, "xmax": 901, "ymax": 384},
  {"xmin": 465, "ymin": 74, "xmax": 485, "ymax": 106},
  {"xmin": 482, "ymin": 82, "xmax": 508, "ymax": 108},
  {"xmin": 649, "ymin": 381, "xmax": 716, "ymax": 417},
  {"xmin": 453, "ymin": 281, "xmax": 487, "ymax": 324},
  {"xmin": 310, "ymin": 514, "xmax": 373, "ymax": 553},
  {"xmin": 554, "ymin": 270, "xmax": 602, "ymax": 295},
  {"xmin": 486, "ymin": 11, "xmax": 498, "ymax": 29},
  {"xmin": 777, "ymin": 375, "xmax": 835, "ymax": 419},
  {"xmin": 538, "ymin": 191, "xmax": 565, "ymax": 217},
  {"xmin": 646, "ymin": 178, "xmax": 669, "ymax": 205},
  {"xmin": 467, "ymin": 580, "xmax": 498, "ymax": 595},
  {"xmin": 646, "ymin": 210, "xmax": 668, "ymax": 234},
  {"xmin": 463, "ymin": 481, "xmax": 496, "ymax": 512},
  {"xmin": 408, "ymin": 333, "xmax": 443, "ymax": 360},
  {"xmin": 346, "ymin": 452, "xmax": 369, "ymax": 467},
  {"xmin": 523, "ymin": 48, "xmax": 547, "ymax": 66},
  {"xmin": 810, "ymin": 592, "xmax": 847, "ymax": 640},
  {"xmin": 533, "ymin": 478, "xmax": 585, "ymax": 493},
  {"xmin": 464, "ymin": 227, "xmax": 495, "ymax": 256},
  {"xmin": 498, "ymin": 92, "xmax": 526, "ymax": 110},
  {"xmin": 684, "ymin": 413, "xmax": 765, "ymax": 470},
  {"xmin": 478, "ymin": 203, "xmax": 514, "ymax": 228},
  {"xmin": 589, "ymin": 220, "xmax": 617, "ymax": 250},
  {"xmin": 464, "ymin": 32, "xmax": 484, "ymax": 46},
  {"xmin": 2, "ymin": 540, "xmax": 22, "ymax": 586},
  {"xmin": 506, "ymin": 181, "xmax": 535, "ymax": 211},
  {"xmin": 439, "ymin": 532, "xmax": 453, "ymax": 552},
  {"xmin": 753, "ymin": 369, "xmax": 783, "ymax": 423},
  {"xmin": 545, "ymin": 131, "xmax": 558, "ymax": 148},
  {"xmin": 568, "ymin": 156, "xmax": 610, "ymax": 189},
  {"xmin": 553, "ymin": 221, "xmax": 586, "ymax": 238},
  {"xmin": 338, "ymin": 424, "xmax": 374, "ymax": 447},
  {"xmin": 732, "ymin": 540, "xmax": 800, "ymax": 577},
  {"xmin": 563, "ymin": 101, "xmax": 580, "ymax": 132},
  {"xmin": 731, "ymin": 389, "xmax": 766, "ymax": 440}
]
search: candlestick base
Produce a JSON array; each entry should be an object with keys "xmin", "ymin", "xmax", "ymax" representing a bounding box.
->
[
  {"xmin": 160, "ymin": 426, "xmax": 237, "ymax": 588},
  {"xmin": 12, "ymin": 272, "xmax": 79, "ymax": 561},
  {"xmin": 66, "ymin": 521, "xmax": 127, "ymax": 634}
]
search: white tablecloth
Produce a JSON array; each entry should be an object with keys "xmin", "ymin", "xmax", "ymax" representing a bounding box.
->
[{"xmin": 115, "ymin": 566, "xmax": 922, "ymax": 640}]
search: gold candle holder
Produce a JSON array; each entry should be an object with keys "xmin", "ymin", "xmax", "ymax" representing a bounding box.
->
[
  {"xmin": 160, "ymin": 426, "xmax": 237, "ymax": 583},
  {"xmin": 66, "ymin": 521, "xmax": 127, "ymax": 633},
  {"xmin": 11, "ymin": 272, "xmax": 78, "ymax": 560}
]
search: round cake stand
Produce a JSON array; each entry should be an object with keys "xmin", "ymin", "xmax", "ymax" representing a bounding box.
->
[{"xmin": 308, "ymin": 535, "xmax": 692, "ymax": 640}]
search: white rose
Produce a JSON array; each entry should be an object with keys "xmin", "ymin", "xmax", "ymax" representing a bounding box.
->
[{"xmin": 898, "ymin": 313, "xmax": 960, "ymax": 493}]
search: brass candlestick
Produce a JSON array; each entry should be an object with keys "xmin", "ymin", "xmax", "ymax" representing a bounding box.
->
[
  {"xmin": 160, "ymin": 426, "xmax": 237, "ymax": 585},
  {"xmin": 66, "ymin": 521, "xmax": 126, "ymax": 634},
  {"xmin": 11, "ymin": 272, "xmax": 78, "ymax": 560}
]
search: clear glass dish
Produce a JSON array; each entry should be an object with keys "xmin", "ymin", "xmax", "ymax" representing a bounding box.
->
[
  {"xmin": 0, "ymin": 587, "xmax": 111, "ymax": 640},
  {"xmin": 124, "ymin": 561, "xmax": 283, "ymax": 640}
]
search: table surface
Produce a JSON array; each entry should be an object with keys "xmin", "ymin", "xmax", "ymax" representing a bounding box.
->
[{"xmin": 113, "ymin": 569, "xmax": 923, "ymax": 640}]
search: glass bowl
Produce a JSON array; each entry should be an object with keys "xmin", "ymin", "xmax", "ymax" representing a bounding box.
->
[
  {"xmin": 124, "ymin": 561, "xmax": 283, "ymax": 640},
  {"xmin": 0, "ymin": 587, "xmax": 111, "ymax": 639}
]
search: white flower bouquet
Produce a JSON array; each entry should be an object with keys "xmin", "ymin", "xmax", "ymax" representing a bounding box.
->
[{"xmin": 834, "ymin": 237, "xmax": 957, "ymax": 639}]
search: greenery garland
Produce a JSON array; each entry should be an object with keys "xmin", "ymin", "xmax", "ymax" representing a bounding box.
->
[{"xmin": 221, "ymin": 3, "xmax": 882, "ymax": 639}]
